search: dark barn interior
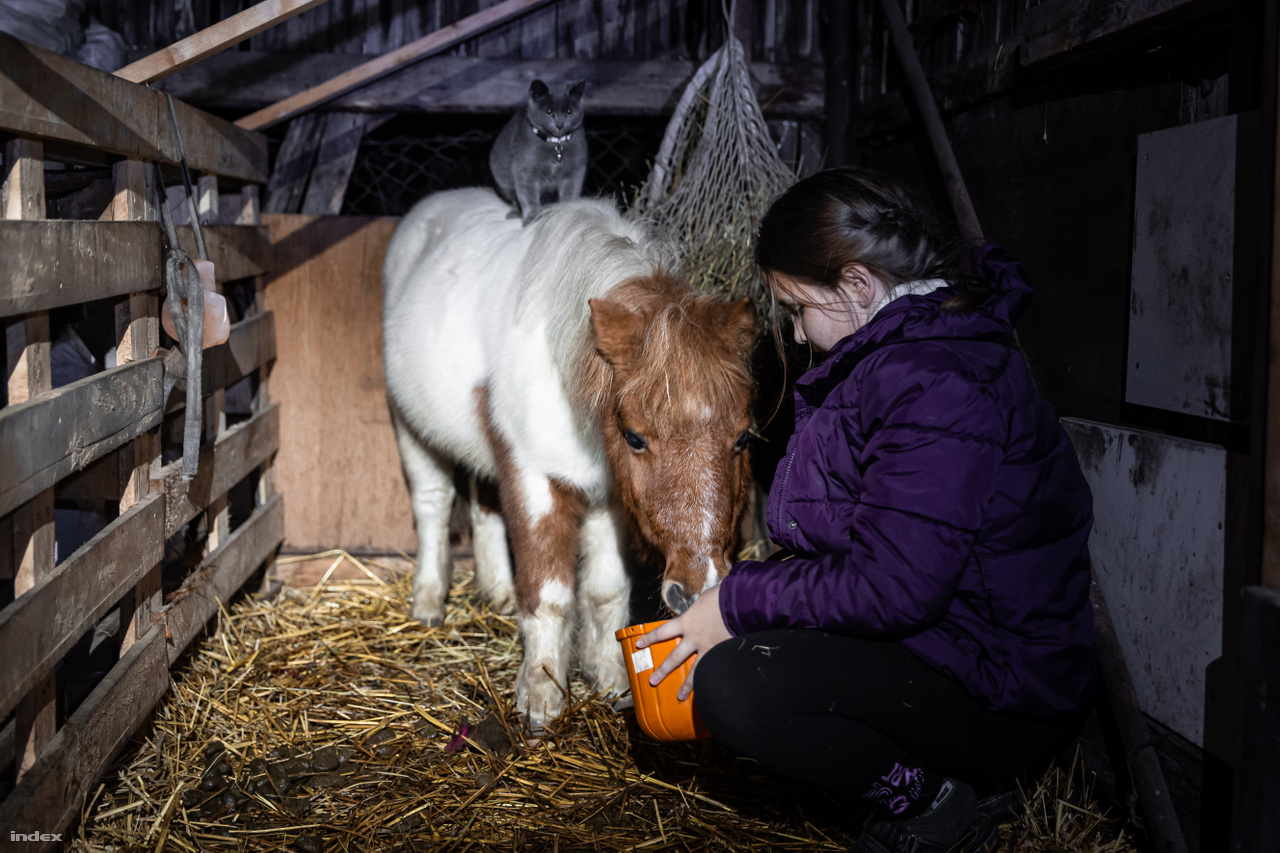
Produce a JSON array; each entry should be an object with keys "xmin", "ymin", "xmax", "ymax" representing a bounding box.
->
[{"xmin": 1, "ymin": 0, "xmax": 1278, "ymax": 850}]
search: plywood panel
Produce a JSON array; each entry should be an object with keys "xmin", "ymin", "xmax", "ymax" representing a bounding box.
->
[
  {"xmin": 1126, "ymin": 115, "xmax": 1236, "ymax": 421},
  {"xmin": 263, "ymin": 214, "xmax": 415, "ymax": 552},
  {"xmin": 1061, "ymin": 417, "xmax": 1225, "ymax": 747}
]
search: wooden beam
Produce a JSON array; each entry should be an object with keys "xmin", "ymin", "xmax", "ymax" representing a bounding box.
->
[
  {"xmin": 200, "ymin": 312, "xmax": 276, "ymax": 402},
  {"xmin": 1019, "ymin": 0, "xmax": 1237, "ymax": 68},
  {"xmin": 301, "ymin": 113, "xmax": 375, "ymax": 215},
  {"xmin": 160, "ymin": 493, "xmax": 285, "ymax": 654},
  {"xmin": 0, "ymin": 495, "xmax": 284, "ymax": 849},
  {"xmin": 0, "ymin": 358, "xmax": 164, "ymax": 518},
  {"xmin": 161, "ymin": 403, "xmax": 281, "ymax": 537},
  {"xmin": 264, "ymin": 113, "xmax": 325, "ymax": 214},
  {"xmin": 115, "ymin": 0, "xmax": 335, "ymax": 85},
  {"xmin": 235, "ymin": 0, "xmax": 558, "ymax": 130},
  {"xmin": 0, "ymin": 222, "xmax": 271, "ymax": 316},
  {"xmin": 153, "ymin": 52, "xmax": 825, "ymax": 118},
  {"xmin": 0, "ymin": 31, "xmax": 267, "ymax": 183},
  {"xmin": 0, "ymin": 221, "xmax": 161, "ymax": 317},
  {"xmin": 176, "ymin": 224, "xmax": 274, "ymax": 280},
  {"xmin": 0, "ymin": 493, "xmax": 164, "ymax": 724}
]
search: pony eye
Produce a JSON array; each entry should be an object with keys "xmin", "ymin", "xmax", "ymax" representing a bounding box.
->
[
  {"xmin": 624, "ymin": 430, "xmax": 648, "ymax": 451},
  {"xmin": 734, "ymin": 430, "xmax": 751, "ymax": 451}
]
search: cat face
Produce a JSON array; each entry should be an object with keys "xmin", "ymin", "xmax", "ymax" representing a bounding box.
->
[{"xmin": 526, "ymin": 79, "xmax": 586, "ymax": 135}]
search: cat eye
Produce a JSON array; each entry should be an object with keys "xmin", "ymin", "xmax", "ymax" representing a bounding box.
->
[
  {"xmin": 623, "ymin": 430, "xmax": 648, "ymax": 451},
  {"xmin": 546, "ymin": 108, "xmax": 553, "ymax": 114},
  {"xmin": 566, "ymin": 109, "xmax": 573, "ymax": 115}
]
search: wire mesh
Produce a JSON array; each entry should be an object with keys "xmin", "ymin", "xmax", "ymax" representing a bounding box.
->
[{"xmin": 341, "ymin": 118, "xmax": 670, "ymax": 217}]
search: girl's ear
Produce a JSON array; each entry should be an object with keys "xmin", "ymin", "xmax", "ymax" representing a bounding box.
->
[{"xmin": 839, "ymin": 263, "xmax": 880, "ymax": 308}]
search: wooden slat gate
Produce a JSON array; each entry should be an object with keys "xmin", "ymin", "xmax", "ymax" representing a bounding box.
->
[{"xmin": 0, "ymin": 30, "xmax": 283, "ymax": 847}]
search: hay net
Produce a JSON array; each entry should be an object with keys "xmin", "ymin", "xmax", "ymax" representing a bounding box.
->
[{"xmin": 632, "ymin": 0, "xmax": 796, "ymax": 313}]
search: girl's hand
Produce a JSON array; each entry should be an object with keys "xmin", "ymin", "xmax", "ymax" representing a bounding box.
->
[{"xmin": 634, "ymin": 585, "xmax": 731, "ymax": 701}]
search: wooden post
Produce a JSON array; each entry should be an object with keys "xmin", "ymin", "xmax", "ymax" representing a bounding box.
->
[
  {"xmin": 823, "ymin": 0, "xmax": 853, "ymax": 168},
  {"xmin": 241, "ymin": 185, "xmax": 278, "ymax": 591},
  {"xmin": 4, "ymin": 138, "xmax": 55, "ymax": 780},
  {"xmin": 201, "ymin": 175, "xmax": 232, "ymax": 555},
  {"xmin": 110, "ymin": 160, "xmax": 164, "ymax": 655},
  {"xmin": 1232, "ymin": 586, "xmax": 1280, "ymax": 851}
]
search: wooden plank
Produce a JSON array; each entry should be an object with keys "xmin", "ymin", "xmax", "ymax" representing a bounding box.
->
[
  {"xmin": 0, "ymin": 493, "xmax": 164, "ymax": 724},
  {"xmin": 0, "ymin": 31, "xmax": 267, "ymax": 183},
  {"xmin": 300, "ymin": 112, "xmax": 372, "ymax": 215},
  {"xmin": 1019, "ymin": 0, "xmax": 1237, "ymax": 67},
  {"xmin": 4, "ymin": 136, "xmax": 56, "ymax": 784},
  {"xmin": 0, "ymin": 221, "xmax": 162, "ymax": 317},
  {"xmin": 197, "ymin": 311, "xmax": 276, "ymax": 403},
  {"xmin": 115, "ymin": 0, "xmax": 335, "ymax": 84},
  {"xmin": 156, "ymin": 52, "xmax": 825, "ymax": 117},
  {"xmin": 176, "ymin": 224, "xmax": 274, "ymax": 279},
  {"xmin": 0, "ymin": 619, "xmax": 170, "ymax": 853},
  {"xmin": 0, "ymin": 494, "xmax": 283, "ymax": 849},
  {"xmin": 107, "ymin": 159, "xmax": 164, "ymax": 657},
  {"xmin": 235, "ymin": 0, "xmax": 560, "ymax": 129},
  {"xmin": 0, "ymin": 359, "xmax": 164, "ymax": 519},
  {"xmin": 264, "ymin": 113, "xmax": 325, "ymax": 214},
  {"xmin": 162, "ymin": 403, "xmax": 281, "ymax": 537},
  {"xmin": 263, "ymin": 214, "xmax": 415, "ymax": 551},
  {"xmin": 162, "ymin": 494, "xmax": 286, "ymax": 654}
]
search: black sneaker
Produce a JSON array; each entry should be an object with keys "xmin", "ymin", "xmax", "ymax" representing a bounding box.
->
[{"xmin": 848, "ymin": 781, "xmax": 999, "ymax": 853}]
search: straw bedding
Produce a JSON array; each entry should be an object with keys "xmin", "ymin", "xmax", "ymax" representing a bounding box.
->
[{"xmin": 70, "ymin": 552, "xmax": 1140, "ymax": 852}]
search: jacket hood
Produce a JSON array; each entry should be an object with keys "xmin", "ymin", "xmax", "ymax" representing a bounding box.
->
[{"xmin": 795, "ymin": 244, "xmax": 1032, "ymax": 408}]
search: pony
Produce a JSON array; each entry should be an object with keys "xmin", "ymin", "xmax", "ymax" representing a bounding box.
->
[{"xmin": 382, "ymin": 188, "xmax": 756, "ymax": 729}]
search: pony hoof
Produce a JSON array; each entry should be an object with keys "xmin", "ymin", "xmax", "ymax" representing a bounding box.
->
[
  {"xmin": 610, "ymin": 694, "xmax": 634, "ymax": 713},
  {"xmin": 418, "ymin": 615, "xmax": 444, "ymax": 628}
]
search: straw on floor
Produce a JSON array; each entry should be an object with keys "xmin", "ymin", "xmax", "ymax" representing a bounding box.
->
[{"xmin": 71, "ymin": 551, "xmax": 1139, "ymax": 853}]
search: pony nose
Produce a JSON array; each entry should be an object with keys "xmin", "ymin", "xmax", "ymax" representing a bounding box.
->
[{"xmin": 663, "ymin": 581, "xmax": 695, "ymax": 615}]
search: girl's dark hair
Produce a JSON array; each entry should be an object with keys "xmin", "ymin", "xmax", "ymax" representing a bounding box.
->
[{"xmin": 756, "ymin": 167, "xmax": 989, "ymax": 317}]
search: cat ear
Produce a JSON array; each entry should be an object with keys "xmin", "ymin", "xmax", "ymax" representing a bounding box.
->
[
  {"xmin": 529, "ymin": 79, "xmax": 550, "ymax": 99},
  {"xmin": 567, "ymin": 80, "xmax": 586, "ymax": 100}
]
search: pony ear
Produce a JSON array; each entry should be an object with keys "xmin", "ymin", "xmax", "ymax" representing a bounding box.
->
[
  {"xmin": 589, "ymin": 298, "xmax": 646, "ymax": 369},
  {"xmin": 724, "ymin": 298, "xmax": 758, "ymax": 358}
]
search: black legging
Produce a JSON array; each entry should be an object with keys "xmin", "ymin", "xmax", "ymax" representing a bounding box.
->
[{"xmin": 693, "ymin": 629, "xmax": 1084, "ymax": 816}]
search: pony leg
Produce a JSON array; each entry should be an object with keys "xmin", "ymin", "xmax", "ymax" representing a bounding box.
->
[
  {"xmin": 391, "ymin": 410, "xmax": 456, "ymax": 626},
  {"xmin": 576, "ymin": 504, "xmax": 631, "ymax": 699},
  {"xmin": 469, "ymin": 473, "xmax": 515, "ymax": 615},
  {"xmin": 502, "ymin": 470, "xmax": 588, "ymax": 732}
]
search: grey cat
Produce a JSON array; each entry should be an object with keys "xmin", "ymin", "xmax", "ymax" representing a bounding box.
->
[{"xmin": 489, "ymin": 79, "xmax": 587, "ymax": 224}]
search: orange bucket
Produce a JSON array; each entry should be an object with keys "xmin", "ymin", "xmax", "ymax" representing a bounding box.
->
[{"xmin": 615, "ymin": 621, "xmax": 712, "ymax": 741}]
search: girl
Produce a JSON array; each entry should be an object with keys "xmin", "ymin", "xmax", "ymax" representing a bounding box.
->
[{"xmin": 636, "ymin": 168, "xmax": 1097, "ymax": 853}]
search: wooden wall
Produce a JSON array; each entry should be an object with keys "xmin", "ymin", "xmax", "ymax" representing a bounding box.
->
[{"xmin": 262, "ymin": 213, "xmax": 416, "ymax": 553}]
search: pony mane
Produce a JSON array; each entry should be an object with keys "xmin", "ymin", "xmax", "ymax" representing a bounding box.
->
[{"xmin": 574, "ymin": 271, "xmax": 755, "ymax": 427}]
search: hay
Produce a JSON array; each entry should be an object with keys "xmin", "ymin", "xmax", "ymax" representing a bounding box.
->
[{"xmin": 71, "ymin": 552, "xmax": 1139, "ymax": 853}]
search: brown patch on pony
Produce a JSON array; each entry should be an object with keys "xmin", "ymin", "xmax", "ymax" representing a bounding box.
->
[{"xmin": 475, "ymin": 387, "xmax": 588, "ymax": 614}]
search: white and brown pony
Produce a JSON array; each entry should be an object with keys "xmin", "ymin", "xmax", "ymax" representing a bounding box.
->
[{"xmin": 382, "ymin": 188, "xmax": 755, "ymax": 729}]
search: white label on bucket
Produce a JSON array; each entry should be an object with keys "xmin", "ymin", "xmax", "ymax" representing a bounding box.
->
[{"xmin": 631, "ymin": 648, "xmax": 654, "ymax": 674}]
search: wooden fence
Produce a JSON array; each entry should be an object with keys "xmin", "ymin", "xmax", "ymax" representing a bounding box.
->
[{"xmin": 0, "ymin": 30, "xmax": 282, "ymax": 847}]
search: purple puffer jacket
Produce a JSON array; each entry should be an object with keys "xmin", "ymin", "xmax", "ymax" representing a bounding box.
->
[{"xmin": 719, "ymin": 245, "xmax": 1097, "ymax": 717}]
